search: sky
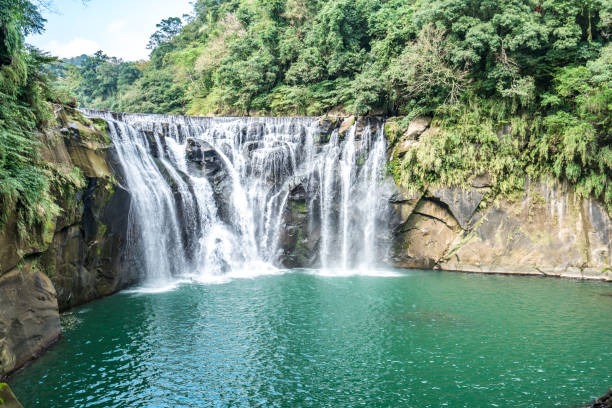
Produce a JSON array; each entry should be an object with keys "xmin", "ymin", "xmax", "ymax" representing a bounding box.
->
[{"xmin": 27, "ymin": 0, "xmax": 193, "ymax": 61}]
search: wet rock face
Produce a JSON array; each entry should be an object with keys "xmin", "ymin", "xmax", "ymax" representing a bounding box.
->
[
  {"xmin": 403, "ymin": 117, "xmax": 431, "ymax": 140},
  {"xmin": 42, "ymin": 175, "xmax": 134, "ymax": 311},
  {"xmin": 0, "ymin": 264, "xmax": 60, "ymax": 379},
  {"xmin": 590, "ymin": 387, "xmax": 612, "ymax": 408},
  {"xmin": 185, "ymin": 138, "xmax": 233, "ymax": 223},
  {"xmin": 279, "ymin": 182, "xmax": 320, "ymax": 268},
  {"xmin": 390, "ymin": 178, "xmax": 612, "ymax": 280},
  {"xmin": 0, "ymin": 108, "xmax": 135, "ymax": 378},
  {"xmin": 186, "ymin": 139, "xmax": 226, "ymax": 180}
]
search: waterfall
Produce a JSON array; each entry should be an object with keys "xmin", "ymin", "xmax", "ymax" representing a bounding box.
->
[{"xmin": 83, "ymin": 111, "xmax": 392, "ymax": 284}]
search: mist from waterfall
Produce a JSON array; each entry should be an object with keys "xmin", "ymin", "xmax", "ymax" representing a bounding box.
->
[{"xmin": 84, "ymin": 111, "xmax": 392, "ymax": 286}]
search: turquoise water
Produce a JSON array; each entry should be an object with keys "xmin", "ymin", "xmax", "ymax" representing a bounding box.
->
[{"xmin": 9, "ymin": 270, "xmax": 612, "ymax": 407}]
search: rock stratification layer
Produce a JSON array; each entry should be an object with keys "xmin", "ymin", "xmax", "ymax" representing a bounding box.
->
[
  {"xmin": 390, "ymin": 179, "xmax": 612, "ymax": 281},
  {"xmin": 0, "ymin": 108, "xmax": 134, "ymax": 378}
]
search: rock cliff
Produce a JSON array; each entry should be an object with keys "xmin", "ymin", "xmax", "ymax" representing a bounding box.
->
[
  {"xmin": 388, "ymin": 117, "xmax": 612, "ymax": 281},
  {"xmin": 1, "ymin": 112, "xmax": 611, "ymax": 382},
  {"xmin": 0, "ymin": 108, "xmax": 135, "ymax": 379},
  {"xmin": 390, "ymin": 179, "xmax": 612, "ymax": 280}
]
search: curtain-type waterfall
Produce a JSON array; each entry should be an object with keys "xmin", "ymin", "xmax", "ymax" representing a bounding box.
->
[{"xmin": 84, "ymin": 111, "xmax": 392, "ymax": 285}]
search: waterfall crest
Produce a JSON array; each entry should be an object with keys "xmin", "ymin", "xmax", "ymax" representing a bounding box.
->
[{"xmin": 84, "ymin": 111, "xmax": 393, "ymax": 285}]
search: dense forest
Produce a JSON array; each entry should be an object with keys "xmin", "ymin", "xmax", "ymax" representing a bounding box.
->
[
  {"xmin": 2, "ymin": 0, "xmax": 612, "ymax": 229},
  {"xmin": 57, "ymin": 0, "xmax": 612, "ymax": 209}
]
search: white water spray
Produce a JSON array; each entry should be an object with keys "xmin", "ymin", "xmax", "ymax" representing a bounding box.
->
[{"xmin": 84, "ymin": 111, "xmax": 392, "ymax": 283}]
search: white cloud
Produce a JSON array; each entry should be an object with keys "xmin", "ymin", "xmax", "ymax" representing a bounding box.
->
[
  {"xmin": 45, "ymin": 38, "xmax": 101, "ymax": 58},
  {"xmin": 107, "ymin": 19, "xmax": 128, "ymax": 34}
]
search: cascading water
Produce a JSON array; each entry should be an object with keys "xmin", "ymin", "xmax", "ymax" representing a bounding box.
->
[{"xmin": 83, "ymin": 110, "xmax": 392, "ymax": 285}]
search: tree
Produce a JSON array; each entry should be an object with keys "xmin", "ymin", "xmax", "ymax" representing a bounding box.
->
[{"xmin": 147, "ymin": 17, "xmax": 183, "ymax": 50}]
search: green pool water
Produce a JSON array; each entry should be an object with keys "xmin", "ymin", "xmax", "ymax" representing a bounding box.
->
[{"xmin": 9, "ymin": 270, "xmax": 612, "ymax": 407}]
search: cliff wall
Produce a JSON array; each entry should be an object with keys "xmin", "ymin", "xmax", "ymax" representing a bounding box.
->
[{"xmin": 0, "ymin": 109, "xmax": 135, "ymax": 379}]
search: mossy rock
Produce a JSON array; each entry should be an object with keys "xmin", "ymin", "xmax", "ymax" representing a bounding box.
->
[
  {"xmin": 384, "ymin": 117, "xmax": 404, "ymax": 146},
  {"xmin": 0, "ymin": 383, "xmax": 24, "ymax": 407},
  {"xmin": 60, "ymin": 108, "xmax": 111, "ymax": 145}
]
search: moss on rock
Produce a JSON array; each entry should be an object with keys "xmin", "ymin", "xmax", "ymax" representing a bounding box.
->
[{"xmin": 0, "ymin": 383, "xmax": 24, "ymax": 408}]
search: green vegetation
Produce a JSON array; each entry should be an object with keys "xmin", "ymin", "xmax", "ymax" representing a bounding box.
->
[
  {"xmin": 55, "ymin": 51, "xmax": 143, "ymax": 111},
  {"xmin": 0, "ymin": 0, "xmax": 600, "ymax": 213},
  {"xmin": 0, "ymin": 0, "xmax": 84, "ymax": 238},
  {"xmin": 57, "ymin": 0, "xmax": 612, "ymax": 208}
]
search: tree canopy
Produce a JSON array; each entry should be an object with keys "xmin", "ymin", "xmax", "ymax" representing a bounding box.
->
[{"xmin": 38, "ymin": 0, "xmax": 612, "ymax": 210}]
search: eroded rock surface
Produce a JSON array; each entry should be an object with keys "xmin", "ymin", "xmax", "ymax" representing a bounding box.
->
[
  {"xmin": 390, "ymin": 178, "xmax": 612, "ymax": 280},
  {"xmin": 0, "ymin": 264, "xmax": 60, "ymax": 378},
  {"xmin": 0, "ymin": 108, "xmax": 134, "ymax": 378}
]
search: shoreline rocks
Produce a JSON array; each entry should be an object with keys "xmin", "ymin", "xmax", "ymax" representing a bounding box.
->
[
  {"xmin": 0, "ymin": 108, "xmax": 135, "ymax": 379},
  {"xmin": 0, "ymin": 383, "xmax": 24, "ymax": 408}
]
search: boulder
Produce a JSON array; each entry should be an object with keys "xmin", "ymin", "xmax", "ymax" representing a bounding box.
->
[
  {"xmin": 0, "ymin": 263, "xmax": 60, "ymax": 378},
  {"xmin": 419, "ymin": 126, "xmax": 441, "ymax": 140},
  {"xmin": 318, "ymin": 117, "xmax": 340, "ymax": 135},
  {"xmin": 394, "ymin": 124, "xmax": 438, "ymax": 156},
  {"xmin": 395, "ymin": 139, "xmax": 420, "ymax": 155},
  {"xmin": 338, "ymin": 116, "xmax": 355, "ymax": 135},
  {"xmin": 403, "ymin": 117, "xmax": 431, "ymax": 140}
]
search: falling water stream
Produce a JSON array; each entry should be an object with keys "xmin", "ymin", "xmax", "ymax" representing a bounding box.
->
[
  {"xmin": 84, "ymin": 111, "xmax": 392, "ymax": 285},
  {"xmin": 8, "ymin": 112, "xmax": 612, "ymax": 408}
]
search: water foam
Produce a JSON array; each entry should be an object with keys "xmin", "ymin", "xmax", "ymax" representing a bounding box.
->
[{"xmin": 83, "ymin": 111, "xmax": 393, "ymax": 287}]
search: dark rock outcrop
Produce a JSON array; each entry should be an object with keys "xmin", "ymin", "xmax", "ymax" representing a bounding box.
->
[
  {"xmin": 0, "ymin": 108, "xmax": 134, "ymax": 378},
  {"xmin": 185, "ymin": 138, "xmax": 233, "ymax": 223},
  {"xmin": 279, "ymin": 181, "xmax": 320, "ymax": 267},
  {"xmin": 186, "ymin": 138, "xmax": 227, "ymax": 183},
  {"xmin": 591, "ymin": 387, "xmax": 612, "ymax": 408}
]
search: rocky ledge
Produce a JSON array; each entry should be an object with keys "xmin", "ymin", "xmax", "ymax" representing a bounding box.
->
[
  {"xmin": 0, "ymin": 108, "xmax": 136, "ymax": 379},
  {"xmin": 0, "ymin": 383, "xmax": 23, "ymax": 408},
  {"xmin": 390, "ymin": 178, "xmax": 612, "ymax": 280}
]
